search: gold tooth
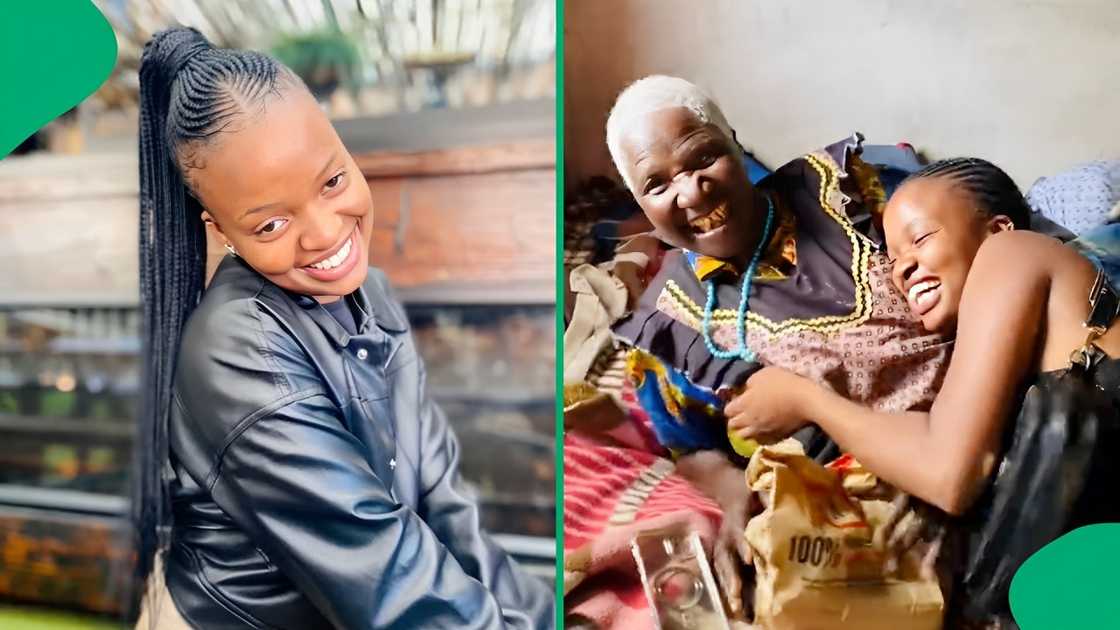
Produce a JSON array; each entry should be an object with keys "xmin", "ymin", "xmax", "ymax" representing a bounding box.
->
[
  {"xmin": 707, "ymin": 206, "xmax": 726, "ymax": 229},
  {"xmin": 690, "ymin": 204, "xmax": 729, "ymax": 233}
]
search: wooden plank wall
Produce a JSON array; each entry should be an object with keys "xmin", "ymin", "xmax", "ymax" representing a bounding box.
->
[
  {"xmin": 359, "ymin": 139, "xmax": 555, "ymax": 302},
  {"xmin": 0, "ymin": 139, "xmax": 555, "ymax": 305}
]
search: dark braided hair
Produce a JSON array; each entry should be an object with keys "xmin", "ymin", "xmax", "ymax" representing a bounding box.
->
[
  {"xmin": 135, "ymin": 26, "xmax": 299, "ymax": 610},
  {"xmin": 905, "ymin": 157, "xmax": 1032, "ymax": 229}
]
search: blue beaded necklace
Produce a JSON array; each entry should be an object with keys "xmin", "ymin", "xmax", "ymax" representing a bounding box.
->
[{"xmin": 700, "ymin": 194, "xmax": 775, "ymax": 362}]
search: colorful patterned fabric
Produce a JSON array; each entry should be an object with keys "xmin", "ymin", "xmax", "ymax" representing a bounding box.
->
[
  {"xmin": 563, "ymin": 381, "xmax": 722, "ymax": 630},
  {"xmin": 627, "ymin": 348, "xmax": 726, "ymax": 452}
]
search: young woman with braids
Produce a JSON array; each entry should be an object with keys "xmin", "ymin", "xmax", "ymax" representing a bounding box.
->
[
  {"xmin": 729, "ymin": 157, "xmax": 1120, "ymax": 615},
  {"xmin": 133, "ymin": 27, "xmax": 552, "ymax": 629}
]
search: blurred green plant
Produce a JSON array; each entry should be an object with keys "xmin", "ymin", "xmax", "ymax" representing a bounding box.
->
[{"xmin": 271, "ymin": 30, "xmax": 361, "ymax": 100}]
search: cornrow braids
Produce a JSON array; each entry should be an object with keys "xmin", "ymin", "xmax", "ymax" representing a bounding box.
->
[
  {"xmin": 906, "ymin": 157, "xmax": 1032, "ymax": 229},
  {"xmin": 134, "ymin": 25, "xmax": 299, "ymax": 613}
]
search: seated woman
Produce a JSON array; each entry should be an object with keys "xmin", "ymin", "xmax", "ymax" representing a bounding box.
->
[
  {"xmin": 565, "ymin": 76, "xmax": 954, "ymax": 621},
  {"xmin": 133, "ymin": 27, "xmax": 552, "ymax": 629},
  {"xmin": 729, "ymin": 157, "xmax": 1120, "ymax": 618}
]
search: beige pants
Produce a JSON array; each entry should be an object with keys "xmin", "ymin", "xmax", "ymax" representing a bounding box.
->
[{"xmin": 134, "ymin": 556, "xmax": 193, "ymax": 630}]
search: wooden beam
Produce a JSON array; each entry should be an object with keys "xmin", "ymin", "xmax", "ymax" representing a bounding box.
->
[
  {"xmin": 0, "ymin": 133, "xmax": 556, "ymax": 304},
  {"xmin": 356, "ymin": 138, "xmax": 554, "ymax": 178}
]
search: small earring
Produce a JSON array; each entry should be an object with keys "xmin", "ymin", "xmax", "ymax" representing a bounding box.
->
[{"xmin": 224, "ymin": 243, "xmax": 238, "ymax": 257}]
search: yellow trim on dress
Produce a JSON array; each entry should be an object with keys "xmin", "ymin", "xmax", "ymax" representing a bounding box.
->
[{"xmin": 664, "ymin": 151, "xmax": 876, "ymax": 338}]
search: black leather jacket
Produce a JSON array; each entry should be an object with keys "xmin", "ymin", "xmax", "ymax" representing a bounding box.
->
[{"xmin": 165, "ymin": 256, "xmax": 554, "ymax": 629}]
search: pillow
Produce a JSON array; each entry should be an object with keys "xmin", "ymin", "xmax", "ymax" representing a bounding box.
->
[{"xmin": 1026, "ymin": 160, "xmax": 1120, "ymax": 236}]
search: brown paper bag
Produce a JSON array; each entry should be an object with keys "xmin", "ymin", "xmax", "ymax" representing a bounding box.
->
[{"xmin": 744, "ymin": 440, "xmax": 944, "ymax": 630}]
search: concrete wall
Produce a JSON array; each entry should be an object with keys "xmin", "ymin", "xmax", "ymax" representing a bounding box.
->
[{"xmin": 564, "ymin": 0, "xmax": 1120, "ymax": 190}]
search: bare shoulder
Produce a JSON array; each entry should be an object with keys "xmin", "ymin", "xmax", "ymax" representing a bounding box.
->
[
  {"xmin": 974, "ymin": 229, "xmax": 1110, "ymax": 369},
  {"xmin": 976, "ymin": 229, "xmax": 1065, "ymax": 257},
  {"xmin": 973, "ymin": 229, "xmax": 1081, "ymax": 280}
]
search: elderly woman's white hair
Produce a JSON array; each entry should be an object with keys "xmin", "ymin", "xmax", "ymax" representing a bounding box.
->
[{"xmin": 605, "ymin": 75, "xmax": 738, "ymax": 189}]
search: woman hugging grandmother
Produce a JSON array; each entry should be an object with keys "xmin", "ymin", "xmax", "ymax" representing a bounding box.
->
[{"xmin": 568, "ymin": 74, "xmax": 1120, "ymax": 627}]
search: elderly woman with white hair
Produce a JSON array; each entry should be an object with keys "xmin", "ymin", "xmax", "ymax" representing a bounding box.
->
[{"xmin": 583, "ymin": 75, "xmax": 958, "ymax": 620}]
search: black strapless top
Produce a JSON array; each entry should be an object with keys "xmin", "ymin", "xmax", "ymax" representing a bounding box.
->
[{"xmin": 961, "ymin": 269, "xmax": 1120, "ymax": 622}]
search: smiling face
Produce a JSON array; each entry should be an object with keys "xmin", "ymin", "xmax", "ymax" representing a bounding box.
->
[
  {"xmin": 883, "ymin": 177, "xmax": 1012, "ymax": 333},
  {"xmin": 617, "ymin": 107, "xmax": 763, "ymax": 262},
  {"xmin": 186, "ymin": 87, "xmax": 373, "ymax": 304}
]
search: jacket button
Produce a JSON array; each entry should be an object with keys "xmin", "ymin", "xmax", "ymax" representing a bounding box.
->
[{"xmin": 356, "ymin": 348, "xmax": 369, "ymax": 361}]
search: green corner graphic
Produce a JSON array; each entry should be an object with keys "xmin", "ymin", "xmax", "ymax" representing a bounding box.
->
[
  {"xmin": 0, "ymin": 1, "xmax": 117, "ymax": 158},
  {"xmin": 1010, "ymin": 523, "xmax": 1120, "ymax": 629}
]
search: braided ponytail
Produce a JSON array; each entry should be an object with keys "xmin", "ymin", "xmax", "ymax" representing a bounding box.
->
[{"xmin": 134, "ymin": 25, "xmax": 298, "ymax": 610}]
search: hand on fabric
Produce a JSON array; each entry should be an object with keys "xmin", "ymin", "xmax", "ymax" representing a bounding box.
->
[{"xmin": 726, "ymin": 367, "xmax": 814, "ymax": 443}]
